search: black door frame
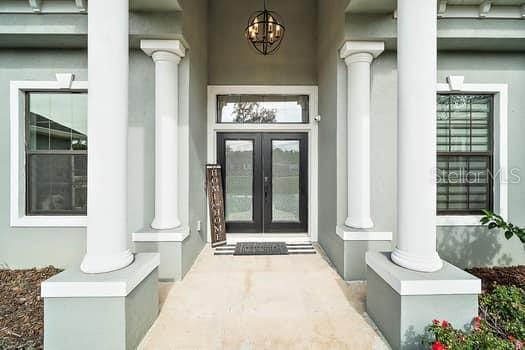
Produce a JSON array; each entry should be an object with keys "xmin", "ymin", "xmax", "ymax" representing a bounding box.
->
[
  {"xmin": 217, "ymin": 132, "xmax": 308, "ymax": 233},
  {"xmin": 216, "ymin": 133, "xmax": 263, "ymax": 233}
]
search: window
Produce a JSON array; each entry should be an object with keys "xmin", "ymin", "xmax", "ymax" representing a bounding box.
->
[
  {"xmin": 217, "ymin": 95, "xmax": 309, "ymax": 123},
  {"xmin": 25, "ymin": 92, "xmax": 87, "ymax": 215},
  {"xmin": 436, "ymin": 94, "xmax": 493, "ymax": 215}
]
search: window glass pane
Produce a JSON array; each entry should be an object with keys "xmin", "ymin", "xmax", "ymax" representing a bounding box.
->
[
  {"xmin": 436, "ymin": 155, "xmax": 491, "ymax": 214},
  {"xmin": 225, "ymin": 140, "xmax": 253, "ymax": 221},
  {"xmin": 436, "ymin": 94, "xmax": 493, "ymax": 215},
  {"xmin": 272, "ymin": 140, "xmax": 300, "ymax": 222},
  {"xmin": 217, "ymin": 95, "xmax": 309, "ymax": 123},
  {"xmin": 27, "ymin": 154, "xmax": 87, "ymax": 215},
  {"xmin": 436, "ymin": 95, "xmax": 491, "ymax": 153},
  {"xmin": 28, "ymin": 92, "xmax": 87, "ymax": 151}
]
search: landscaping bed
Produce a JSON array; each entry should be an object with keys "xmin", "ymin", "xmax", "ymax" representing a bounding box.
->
[
  {"xmin": 467, "ymin": 265, "xmax": 525, "ymax": 292},
  {"xmin": 425, "ymin": 265, "xmax": 525, "ymax": 350},
  {"xmin": 0, "ymin": 267, "xmax": 61, "ymax": 350}
]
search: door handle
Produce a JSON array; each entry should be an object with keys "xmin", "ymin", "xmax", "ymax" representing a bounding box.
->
[{"xmin": 264, "ymin": 176, "xmax": 270, "ymax": 200}]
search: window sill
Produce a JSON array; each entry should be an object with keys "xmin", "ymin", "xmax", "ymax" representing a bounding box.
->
[
  {"xmin": 436, "ymin": 215, "xmax": 483, "ymax": 226},
  {"xmin": 11, "ymin": 215, "xmax": 87, "ymax": 228}
]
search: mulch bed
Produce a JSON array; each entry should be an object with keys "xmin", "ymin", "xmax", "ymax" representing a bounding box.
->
[
  {"xmin": 466, "ymin": 265, "xmax": 525, "ymax": 292},
  {"xmin": 0, "ymin": 267, "xmax": 61, "ymax": 350}
]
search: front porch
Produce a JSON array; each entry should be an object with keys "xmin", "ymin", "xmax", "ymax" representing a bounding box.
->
[{"xmin": 139, "ymin": 245, "xmax": 390, "ymax": 349}]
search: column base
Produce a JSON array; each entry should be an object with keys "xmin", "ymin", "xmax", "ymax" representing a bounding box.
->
[
  {"xmin": 132, "ymin": 226, "xmax": 190, "ymax": 281},
  {"xmin": 42, "ymin": 253, "xmax": 160, "ymax": 350},
  {"xmin": 336, "ymin": 226, "xmax": 392, "ymax": 280},
  {"xmin": 151, "ymin": 217, "xmax": 182, "ymax": 231},
  {"xmin": 366, "ymin": 252, "xmax": 481, "ymax": 350},
  {"xmin": 391, "ymin": 247, "xmax": 443, "ymax": 272},
  {"xmin": 80, "ymin": 249, "xmax": 134, "ymax": 274},
  {"xmin": 344, "ymin": 216, "xmax": 374, "ymax": 229}
]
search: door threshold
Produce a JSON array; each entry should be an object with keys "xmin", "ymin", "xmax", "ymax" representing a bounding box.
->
[{"xmin": 226, "ymin": 233, "xmax": 311, "ymax": 244}]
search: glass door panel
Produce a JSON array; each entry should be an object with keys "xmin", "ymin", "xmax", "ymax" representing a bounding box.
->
[
  {"xmin": 263, "ymin": 133, "xmax": 308, "ymax": 233},
  {"xmin": 271, "ymin": 140, "xmax": 300, "ymax": 222},
  {"xmin": 225, "ymin": 140, "xmax": 254, "ymax": 221},
  {"xmin": 217, "ymin": 133, "xmax": 262, "ymax": 233}
]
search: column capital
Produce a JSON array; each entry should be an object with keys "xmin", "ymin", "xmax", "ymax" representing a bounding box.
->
[
  {"xmin": 340, "ymin": 41, "xmax": 384, "ymax": 61},
  {"xmin": 140, "ymin": 39, "xmax": 186, "ymax": 60}
]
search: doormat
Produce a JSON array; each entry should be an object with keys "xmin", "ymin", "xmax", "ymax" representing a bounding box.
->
[{"xmin": 234, "ymin": 242, "xmax": 288, "ymax": 256}]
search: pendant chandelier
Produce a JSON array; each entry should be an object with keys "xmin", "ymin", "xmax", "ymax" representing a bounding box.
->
[{"xmin": 245, "ymin": 0, "xmax": 285, "ymax": 55}]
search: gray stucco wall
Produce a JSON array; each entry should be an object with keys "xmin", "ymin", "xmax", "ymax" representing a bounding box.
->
[
  {"xmin": 316, "ymin": 0, "xmax": 348, "ymax": 275},
  {"xmin": 0, "ymin": 49, "xmax": 157, "ymax": 269},
  {"xmin": 0, "ymin": 50, "xmax": 88, "ymax": 268},
  {"xmin": 369, "ymin": 51, "xmax": 525, "ymax": 268},
  {"xmin": 208, "ymin": 0, "xmax": 317, "ymax": 85},
  {"xmin": 0, "ymin": 7, "xmax": 208, "ymax": 271},
  {"xmin": 180, "ymin": 0, "xmax": 208, "ymax": 276}
]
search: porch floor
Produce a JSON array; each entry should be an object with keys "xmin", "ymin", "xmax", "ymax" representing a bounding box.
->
[{"xmin": 139, "ymin": 245, "xmax": 390, "ymax": 349}]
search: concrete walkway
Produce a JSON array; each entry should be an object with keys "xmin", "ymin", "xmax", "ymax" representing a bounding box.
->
[{"xmin": 139, "ymin": 245, "xmax": 390, "ymax": 350}]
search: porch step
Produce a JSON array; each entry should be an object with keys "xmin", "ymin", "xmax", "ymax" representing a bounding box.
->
[{"xmin": 214, "ymin": 242, "xmax": 316, "ymax": 256}]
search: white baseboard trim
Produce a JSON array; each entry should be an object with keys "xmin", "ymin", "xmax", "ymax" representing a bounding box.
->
[
  {"xmin": 336, "ymin": 226, "xmax": 392, "ymax": 241},
  {"xmin": 132, "ymin": 226, "xmax": 190, "ymax": 242}
]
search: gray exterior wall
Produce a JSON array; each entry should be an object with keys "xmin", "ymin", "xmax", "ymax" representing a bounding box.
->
[
  {"xmin": 368, "ymin": 51, "xmax": 525, "ymax": 268},
  {"xmin": 0, "ymin": 49, "xmax": 88, "ymax": 268},
  {"xmin": 316, "ymin": 0, "xmax": 348, "ymax": 276},
  {"xmin": 208, "ymin": 0, "xmax": 317, "ymax": 85},
  {"xmin": 0, "ymin": 7, "xmax": 208, "ymax": 271},
  {"xmin": 180, "ymin": 0, "xmax": 209, "ymax": 277}
]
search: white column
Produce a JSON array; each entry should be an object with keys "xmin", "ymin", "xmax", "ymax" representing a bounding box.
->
[
  {"xmin": 140, "ymin": 40, "xmax": 185, "ymax": 230},
  {"xmin": 340, "ymin": 41, "xmax": 384, "ymax": 229},
  {"xmin": 81, "ymin": 0, "xmax": 133, "ymax": 273},
  {"xmin": 391, "ymin": 0, "xmax": 443, "ymax": 272}
]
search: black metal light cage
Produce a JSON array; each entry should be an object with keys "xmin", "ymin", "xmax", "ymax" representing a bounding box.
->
[{"xmin": 244, "ymin": 1, "xmax": 285, "ymax": 55}]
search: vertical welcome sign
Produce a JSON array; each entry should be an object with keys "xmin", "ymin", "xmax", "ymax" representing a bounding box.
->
[{"xmin": 206, "ymin": 164, "xmax": 227, "ymax": 247}]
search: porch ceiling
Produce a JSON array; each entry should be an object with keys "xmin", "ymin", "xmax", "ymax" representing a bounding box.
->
[
  {"xmin": 346, "ymin": 0, "xmax": 525, "ymax": 13},
  {"xmin": 0, "ymin": 0, "xmax": 182, "ymax": 13}
]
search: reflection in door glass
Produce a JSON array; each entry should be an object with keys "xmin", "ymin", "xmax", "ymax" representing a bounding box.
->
[
  {"xmin": 225, "ymin": 140, "xmax": 253, "ymax": 222},
  {"xmin": 272, "ymin": 140, "xmax": 300, "ymax": 222}
]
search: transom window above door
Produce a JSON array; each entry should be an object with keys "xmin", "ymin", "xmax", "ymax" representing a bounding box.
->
[{"xmin": 217, "ymin": 94, "xmax": 309, "ymax": 123}]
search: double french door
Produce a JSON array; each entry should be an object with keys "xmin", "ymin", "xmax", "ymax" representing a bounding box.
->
[{"xmin": 217, "ymin": 132, "xmax": 308, "ymax": 233}]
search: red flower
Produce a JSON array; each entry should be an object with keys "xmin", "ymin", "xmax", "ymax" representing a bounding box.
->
[
  {"xmin": 432, "ymin": 341, "xmax": 446, "ymax": 350},
  {"xmin": 441, "ymin": 320, "xmax": 449, "ymax": 328},
  {"xmin": 509, "ymin": 336, "xmax": 516, "ymax": 341},
  {"xmin": 432, "ymin": 319, "xmax": 440, "ymax": 325},
  {"xmin": 473, "ymin": 316, "xmax": 482, "ymax": 330}
]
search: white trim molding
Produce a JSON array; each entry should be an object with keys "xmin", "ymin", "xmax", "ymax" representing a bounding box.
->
[
  {"xmin": 41, "ymin": 253, "xmax": 160, "ymax": 298},
  {"xmin": 132, "ymin": 226, "xmax": 190, "ymax": 242},
  {"xmin": 366, "ymin": 252, "xmax": 481, "ymax": 296},
  {"xmin": 10, "ymin": 77, "xmax": 88, "ymax": 227},
  {"xmin": 336, "ymin": 226, "xmax": 392, "ymax": 241},
  {"xmin": 437, "ymin": 78, "xmax": 508, "ymax": 227},
  {"xmin": 207, "ymin": 85, "xmax": 319, "ymax": 242}
]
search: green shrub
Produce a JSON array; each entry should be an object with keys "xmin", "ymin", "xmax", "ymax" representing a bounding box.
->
[
  {"xmin": 480, "ymin": 210, "xmax": 525, "ymax": 245},
  {"xmin": 423, "ymin": 286, "xmax": 525, "ymax": 349}
]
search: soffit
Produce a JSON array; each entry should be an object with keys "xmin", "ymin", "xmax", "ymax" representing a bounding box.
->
[
  {"xmin": 0, "ymin": 0, "xmax": 182, "ymax": 13},
  {"xmin": 346, "ymin": 0, "xmax": 525, "ymax": 14}
]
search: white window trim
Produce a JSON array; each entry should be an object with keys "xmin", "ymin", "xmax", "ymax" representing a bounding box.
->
[
  {"xmin": 10, "ymin": 77, "xmax": 88, "ymax": 227},
  {"xmin": 436, "ymin": 78, "xmax": 508, "ymax": 226},
  {"xmin": 207, "ymin": 85, "xmax": 319, "ymax": 242}
]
